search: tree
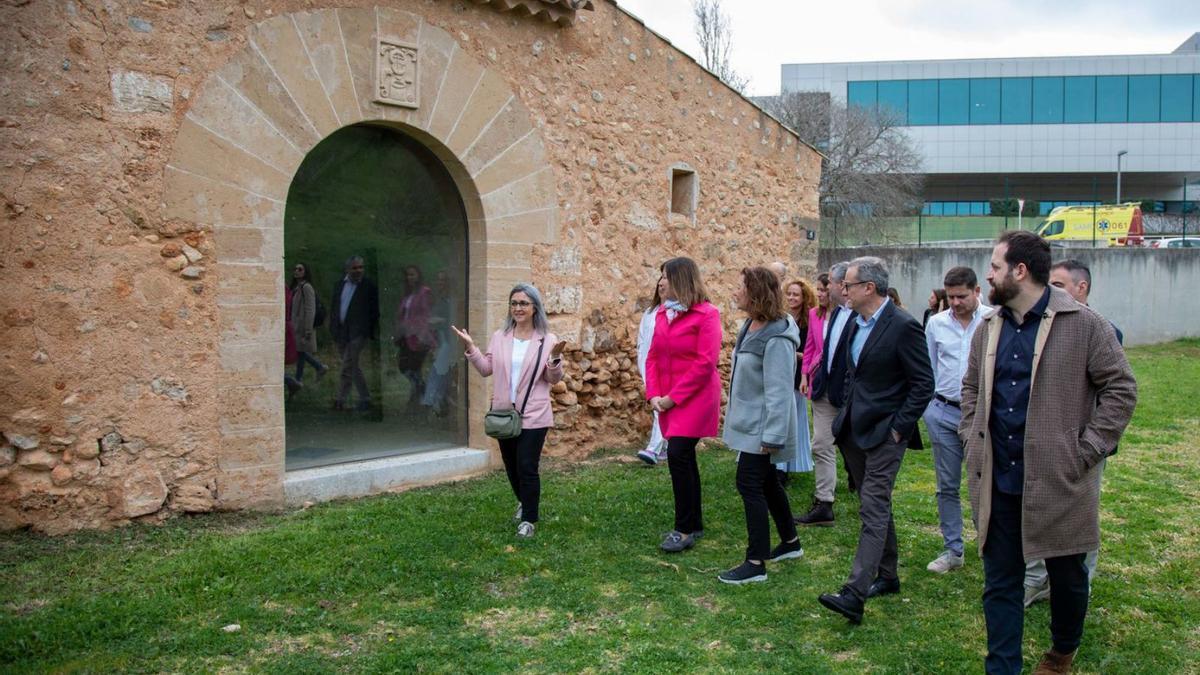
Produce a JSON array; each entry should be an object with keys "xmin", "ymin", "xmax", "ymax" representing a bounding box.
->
[
  {"xmin": 692, "ymin": 0, "xmax": 749, "ymax": 93},
  {"xmin": 763, "ymin": 91, "xmax": 925, "ymax": 243}
]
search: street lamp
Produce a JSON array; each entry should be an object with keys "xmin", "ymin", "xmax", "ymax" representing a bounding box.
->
[{"xmin": 1116, "ymin": 150, "xmax": 1128, "ymax": 204}]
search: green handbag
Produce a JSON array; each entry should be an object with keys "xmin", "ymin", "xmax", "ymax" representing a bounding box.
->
[{"xmin": 484, "ymin": 338, "xmax": 543, "ymax": 440}]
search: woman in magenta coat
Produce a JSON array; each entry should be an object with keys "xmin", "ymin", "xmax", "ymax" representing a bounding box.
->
[{"xmin": 645, "ymin": 257, "xmax": 722, "ymax": 553}]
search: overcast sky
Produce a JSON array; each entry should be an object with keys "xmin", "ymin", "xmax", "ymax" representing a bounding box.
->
[{"xmin": 613, "ymin": 0, "xmax": 1200, "ymax": 96}]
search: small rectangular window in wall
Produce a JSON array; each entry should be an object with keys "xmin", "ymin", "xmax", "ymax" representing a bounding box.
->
[
  {"xmin": 1064, "ymin": 76, "xmax": 1096, "ymax": 123},
  {"xmin": 1096, "ymin": 75, "xmax": 1128, "ymax": 123},
  {"xmin": 939, "ymin": 79, "xmax": 969, "ymax": 125},
  {"xmin": 1032, "ymin": 77, "xmax": 1064, "ymax": 123},
  {"xmin": 670, "ymin": 168, "xmax": 697, "ymax": 221},
  {"xmin": 908, "ymin": 80, "xmax": 938, "ymax": 125},
  {"xmin": 877, "ymin": 80, "xmax": 908, "ymax": 124},
  {"xmin": 1161, "ymin": 74, "xmax": 1193, "ymax": 122},
  {"xmin": 1001, "ymin": 78, "xmax": 1033, "ymax": 124},
  {"xmin": 1128, "ymin": 75, "xmax": 1160, "ymax": 122},
  {"xmin": 847, "ymin": 81, "xmax": 877, "ymax": 110},
  {"xmin": 970, "ymin": 78, "xmax": 1001, "ymax": 124}
]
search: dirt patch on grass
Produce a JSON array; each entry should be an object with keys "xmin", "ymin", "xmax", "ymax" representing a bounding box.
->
[{"xmin": 465, "ymin": 606, "xmax": 555, "ymax": 645}]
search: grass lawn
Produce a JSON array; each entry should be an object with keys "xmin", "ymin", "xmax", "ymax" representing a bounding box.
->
[{"xmin": 2, "ymin": 341, "xmax": 1198, "ymax": 673}]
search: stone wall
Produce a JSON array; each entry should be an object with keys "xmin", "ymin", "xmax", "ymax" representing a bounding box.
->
[{"xmin": 0, "ymin": 0, "xmax": 820, "ymax": 533}]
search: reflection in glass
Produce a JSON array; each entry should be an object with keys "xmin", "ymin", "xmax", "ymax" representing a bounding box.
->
[{"xmin": 283, "ymin": 124, "xmax": 469, "ymax": 470}]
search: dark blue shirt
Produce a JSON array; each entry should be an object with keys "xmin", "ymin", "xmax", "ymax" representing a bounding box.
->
[{"xmin": 990, "ymin": 287, "xmax": 1051, "ymax": 495}]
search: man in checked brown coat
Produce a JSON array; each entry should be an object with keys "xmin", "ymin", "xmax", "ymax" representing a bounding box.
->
[{"xmin": 959, "ymin": 231, "xmax": 1136, "ymax": 675}]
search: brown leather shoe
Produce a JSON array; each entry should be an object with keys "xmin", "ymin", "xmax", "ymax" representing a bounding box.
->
[{"xmin": 1033, "ymin": 649, "xmax": 1075, "ymax": 674}]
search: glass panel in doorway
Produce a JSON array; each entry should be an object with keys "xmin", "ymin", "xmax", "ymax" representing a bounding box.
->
[{"xmin": 283, "ymin": 124, "xmax": 469, "ymax": 470}]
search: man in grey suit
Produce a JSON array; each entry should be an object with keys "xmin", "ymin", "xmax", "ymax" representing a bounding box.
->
[{"xmin": 817, "ymin": 256, "xmax": 934, "ymax": 624}]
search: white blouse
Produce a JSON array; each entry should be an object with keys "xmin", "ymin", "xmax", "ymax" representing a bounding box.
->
[{"xmin": 510, "ymin": 338, "xmax": 530, "ymax": 404}]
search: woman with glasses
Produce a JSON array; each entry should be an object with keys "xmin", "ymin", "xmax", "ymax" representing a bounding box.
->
[
  {"xmin": 719, "ymin": 266, "xmax": 804, "ymax": 584},
  {"xmin": 645, "ymin": 257, "xmax": 722, "ymax": 553},
  {"xmin": 452, "ymin": 283, "xmax": 565, "ymax": 538}
]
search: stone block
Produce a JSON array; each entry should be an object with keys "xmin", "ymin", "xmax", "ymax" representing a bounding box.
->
[
  {"xmin": 480, "ymin": 167, "xmax": 558, "ymax": 222},
  {"xmin": 163, "ymin": 166, "xmax": 284, "ymax": 230},
  {"xmin": 219, "ymin": 303, "xmax": 284, "ymax": 346},
  {"xmin": 117, "ymin": 465, "xmax": 168, "ymax": 517},
  {"xmin": 216, "ymin": 226, "xmax": 282, "ymax": 264},
  {"xmin": 542, "ymin": 284, "xmax": 582, "ymax": 314},
  {"xmin": 446, "ymin": 69, "xmax": 513, "ymax": 157},
  {"xmin": 215, "ymin": 42, "xmax": 320, "ymax": 151},
  {"xmin": 409, "ymin": 25, "xmax": 458, "ymax": 131},
  {"xmin": 291, "ymin": 9, "xmax": 362, "ymax": 125},
  {"xmin": 111, "ymin": 70, "xmax": 173, "ymax": 113},
  {"xmin": 217, "ymin": 426, "xmax": 284, "ymax": 471},
  {"xmin": 217, "ymin": 385, "xmax": 284, "ymax": 434},
  {"xmin": 169, "ymin": 119, "xmax": 292, "ymax": 201},
  {"xmin": 218, "ymin": 341, "xmax": 284, "ymax": 388},
  {"xmin": 463, "ymin": 97, "xmax": 535, "ymax": 176},
  {"xmin": 335, "ymin": 7, "xmax": 380, "ymax": 121},
  {"xmin": 470, "ymin": 127, "xmax": 548, "ymax": 197},
  {"xmin": 248, "ymin": 15, "xmax": 342, "ymax": 137},
  {"xmin": 216, "ymin": 465, "xmax": 284, "ymax": 509},
  {"xmin": 185, "ymin": 76, "xmax": 305, "ymax": 175},
  {"xmin": 215, "ymin": 263, "xmax": 283, "ymax": 307},
  {"xmin": 426, "ymin": 45, "xmax": 486, "ymax": 141}
]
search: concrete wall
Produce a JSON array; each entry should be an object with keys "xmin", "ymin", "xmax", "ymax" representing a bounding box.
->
[{"xmin": 819, "ymin": 247, "xmax": 1200, "ymax": 346}]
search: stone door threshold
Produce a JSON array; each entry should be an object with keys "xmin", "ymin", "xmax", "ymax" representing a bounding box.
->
[{"xmin": 283, "ymin": 447, "xmax": 492, "ymax": 507}]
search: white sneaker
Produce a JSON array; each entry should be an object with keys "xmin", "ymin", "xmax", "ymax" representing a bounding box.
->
[
  {"xmin": 516, "ymin": 521, "xmax": 535, "ymax": 538},
  {"xmin": 1024, "ymin": 582, "xmax": 1050, "ymax": 607},
  {"xmin": 926, "ymin": 551, "xmax": 965, "ymax": 574}
]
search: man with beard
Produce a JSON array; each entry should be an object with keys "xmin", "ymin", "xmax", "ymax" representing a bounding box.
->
[{"xmin": 959, "ymin": 231, "xmax": 1136, "ymax": 674}]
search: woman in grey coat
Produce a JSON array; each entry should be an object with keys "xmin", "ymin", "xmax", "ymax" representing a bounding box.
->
[{"xmin": 718, "ymin": 267, "xmax": 804, "ymax": 585}]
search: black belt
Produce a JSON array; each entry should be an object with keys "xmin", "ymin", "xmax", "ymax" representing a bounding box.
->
[{"xmin": 935, "ymin": 393, "xmax": 961, "ymax": 408}]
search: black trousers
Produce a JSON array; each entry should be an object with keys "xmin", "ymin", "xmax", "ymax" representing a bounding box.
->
[
  {"xmin": 498, "ymin": 427, "xmax": 548, "ymax": 523},
  {"xmin": 666, "ymin": 437, "xmax": 703, "ymax": 534},
  {"xmin": 983, "ymin": 490, "xmax": 1089, "ymax": 674},
  {"xmin": 736, "ymin": 452, "xmax": 798, "ymax": 561}
]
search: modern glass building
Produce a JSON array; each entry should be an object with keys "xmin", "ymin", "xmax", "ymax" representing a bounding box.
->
[{"xmin": 781, "ymin": 35, "xmax": 1200, "ymax": 218}]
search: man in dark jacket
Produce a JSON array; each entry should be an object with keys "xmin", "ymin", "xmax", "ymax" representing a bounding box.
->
[
  {"xmin": 330, "ymin": 255, "xmax": 379, "ymax": 412},
  {"xmin": 818, "ymin": 256, "xmax": 934, "ymax": 624},
  {"xmin": 796, "ymin": 261, "xmax": 853, "ymax": 526}
]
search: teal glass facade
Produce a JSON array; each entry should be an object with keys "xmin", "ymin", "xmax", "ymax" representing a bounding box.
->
[{"xmin": 849, "ymin": 74, "xmax": 1199, "ymax": 125}]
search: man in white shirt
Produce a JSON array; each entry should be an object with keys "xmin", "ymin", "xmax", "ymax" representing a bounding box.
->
[{"xmin": 923, "ymin": 266, "xmax": 989, "ymax": 574}]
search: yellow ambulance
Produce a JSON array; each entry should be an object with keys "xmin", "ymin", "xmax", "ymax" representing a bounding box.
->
[{"xmin": 1034, "ymin": 203, "xmax": 1144, "ymax": 247}]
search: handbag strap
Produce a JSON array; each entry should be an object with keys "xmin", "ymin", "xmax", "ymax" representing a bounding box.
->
[{"xmin": 517, "ymin": 337, "xmax": 544, "ymax": 416}]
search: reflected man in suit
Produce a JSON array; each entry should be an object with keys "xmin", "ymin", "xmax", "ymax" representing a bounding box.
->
[
  {"xmin": 330, "ymin": 255, "xmax": 380, "ymax": 412},
  {"xmin": 818, "ymin": 256, "xmax": 933, "ymax": 624}
]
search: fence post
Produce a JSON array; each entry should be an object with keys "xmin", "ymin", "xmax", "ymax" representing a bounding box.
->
[
  {"xmin": 918, "ymin": 210, "xmax": 923, "ymax": 248},
  {"xmin": 1092, "ymin": 177, "xmax": 1099, "ymax": 248},
  {"xmin": 1184, "ymin": 177, "xmax": 1190, "ymax": 244}
]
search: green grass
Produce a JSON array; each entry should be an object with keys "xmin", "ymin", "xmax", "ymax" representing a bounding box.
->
[{"xmin": 2, "ymin": 341, "xmax": 1198, "ymax": 673}]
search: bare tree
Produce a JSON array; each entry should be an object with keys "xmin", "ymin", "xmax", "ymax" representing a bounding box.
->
[
  {"xmin": 692, "ymin": 0, "xmax": 749, "ymax": 93},
  {"xmin": 764, "ymin": 91, "xmax": 926, "ymax": 243}
]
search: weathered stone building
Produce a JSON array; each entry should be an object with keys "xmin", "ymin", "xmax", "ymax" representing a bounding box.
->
[{"xmin": 0, "ymin": 0, "xmax": 820, "ymax": 533}]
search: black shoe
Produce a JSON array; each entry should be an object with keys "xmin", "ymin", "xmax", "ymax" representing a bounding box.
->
[
  {"xmin": 767, "ymin": 539, "xmax": 804, "ymax": 563},
  {"xmin": 795, "ymin": 500, "xmax": 835, "ymax": 527},
  {"xmin": 818, "ymin": 586, "xmax": 864, "ymax": 624},
  {"xmin": 866, "ymin": 576, "xmax": 900, "ymax": 599},
  {"xmin": 717, "ymin": 560, "xmax": 767, "ymax": 585}
]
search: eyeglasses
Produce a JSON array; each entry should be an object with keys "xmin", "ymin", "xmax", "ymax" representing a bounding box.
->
[
  {"xmin": 843, "ymin": 281, "xmax": 870, "ymax": 290},
  {"xmin": 510, "ymin": 301, "xmax": 533, "ymax": 308}
]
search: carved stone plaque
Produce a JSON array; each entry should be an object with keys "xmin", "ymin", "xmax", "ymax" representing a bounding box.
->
[{"xmin": 375, "ymin": 40, "xmax": 419, "ymax": 108}]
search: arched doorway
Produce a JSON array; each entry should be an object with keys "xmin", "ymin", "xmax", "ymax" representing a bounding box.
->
[{"xmin": 283, "ymin": 124, "xmax": 469, "ymax": 469}]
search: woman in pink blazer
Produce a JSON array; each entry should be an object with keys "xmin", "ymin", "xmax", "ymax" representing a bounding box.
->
[
  {"xmin": 799, "ymin": 273, "xmax": 833, "ymax": 397},
  {"xmin": 452, "ymin": 283, "xmax": 565, "ymax": 539},
  {"xmin": 645, "ymin": 257, "xmax": 722, "ymax": 553}
]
